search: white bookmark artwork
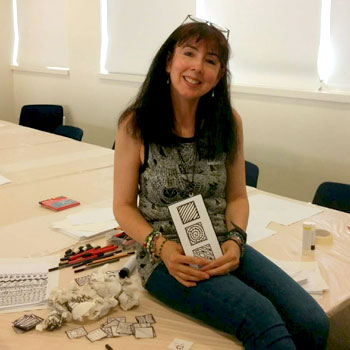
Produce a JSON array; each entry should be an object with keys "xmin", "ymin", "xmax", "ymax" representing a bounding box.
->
[{"xmin": 168, "ymin": 194, "xmax": 222, "ymax": 261}]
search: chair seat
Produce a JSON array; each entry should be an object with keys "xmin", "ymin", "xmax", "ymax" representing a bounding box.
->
[
  {"xmin": 312, "ymin": 182, "xmax": 350, "ymax": 213},
  {"xmin": 54, "ymin": 125, "xmax": 83, "ymax": 141}
]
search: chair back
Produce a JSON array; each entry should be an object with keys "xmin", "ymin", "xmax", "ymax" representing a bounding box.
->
[
  {"xmin": 312, "ymin": 182, "xmax": 350, "ymax": 213},
  {"xmin": 54, "ymin": 125, "xmax": 83, "ymax": 141},
  {"xmin": 19, "ymin": 104, "xmax": 63, "ymax": 133},
  {"xmin": 245, "ymin": 161, "xmax": 259, "ymax": 188}
]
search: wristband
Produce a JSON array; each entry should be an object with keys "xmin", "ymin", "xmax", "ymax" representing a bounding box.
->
[
  {"xmin": 226, "ymin": 236, "xmax": 245, "ymax": 257},
  {"xmin": 229, "ymin": 222, "xmax": 247, "ymax": 244}
]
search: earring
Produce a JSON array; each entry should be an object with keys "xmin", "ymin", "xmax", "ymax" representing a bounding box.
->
[
  {"xmin": 167, "ymin": 75, "xmax": 170, "ymax": 85},
  {"xmin": 212, "ymin": 89, "xmax": 215, "ymax": 98}
]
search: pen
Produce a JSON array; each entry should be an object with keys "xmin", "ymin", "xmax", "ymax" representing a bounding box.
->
[
  {"xmin": 89, "ymin": 251, "xmax": 135, "ymax": 264},
  {"xmin": 74, "ymin": 257, "xmax": 121, "ymax": 273}
]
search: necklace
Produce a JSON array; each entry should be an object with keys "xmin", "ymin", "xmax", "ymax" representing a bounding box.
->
[{"xmin": 177, "ymin": 145, "xmax": 197, "ymax": 197}]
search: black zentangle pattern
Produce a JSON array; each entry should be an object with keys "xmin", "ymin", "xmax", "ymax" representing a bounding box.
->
[
  {"xmin": 192, "ymin": 244, "xmax": 215, "ymax": 260},
  {"xmin": 185, "ymin": 222, "xmax": 207, "ymax": 246},
  {"xmin": 177, "ymin": 201, "xmax": 200, "ymax": 225}
]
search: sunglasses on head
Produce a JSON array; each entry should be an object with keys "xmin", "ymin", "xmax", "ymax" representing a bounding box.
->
[{"xmin": 182, "ymin": 14, "xmax": 230, "ymax": 40}]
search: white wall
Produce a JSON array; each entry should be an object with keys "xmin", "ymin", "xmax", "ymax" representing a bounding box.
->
[
  {"xmin": 234, "ymin": 93, "xmax": 349, "ymax": 201},
  {"xmin": 6, "ymin": 0, "xmax": 350, "ymax": 202},
  {"xmin": 0, "ymin": 0, "xmax": 14, "ymax": 122}
]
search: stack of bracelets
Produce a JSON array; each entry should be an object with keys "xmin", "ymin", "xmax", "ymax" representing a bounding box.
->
[
  {"xmin": 144, "ymin": 230, "xmax": 168, "ymax": 262},
  {"xmin": 225, "ymin": 222, "xmax": 247, "ymax": 258}
]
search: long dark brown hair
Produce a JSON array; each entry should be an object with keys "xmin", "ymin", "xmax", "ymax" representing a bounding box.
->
[{"xmin": 119, "ymin": 21, "xmax": 237, "ymax": 160}]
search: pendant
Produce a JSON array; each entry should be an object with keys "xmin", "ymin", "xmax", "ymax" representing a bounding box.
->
[{"xmin": 186, "ymin": 182, "xmax": 195, "ymax": 197}]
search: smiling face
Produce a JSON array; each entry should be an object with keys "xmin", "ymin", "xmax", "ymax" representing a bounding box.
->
[{"xmin": 166, "ymin": 39, "xmax": 223, "ymax": 103}]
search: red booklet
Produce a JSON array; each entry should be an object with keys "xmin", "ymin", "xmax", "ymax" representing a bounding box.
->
[{"xmin": 39, "ymin": 196, "xmax": 80, "ymax": 211}]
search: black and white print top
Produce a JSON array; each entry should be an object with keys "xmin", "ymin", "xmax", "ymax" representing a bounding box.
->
[{"xmin": 137, "ymin": 135, "xmax": 228, "ymax": 286}]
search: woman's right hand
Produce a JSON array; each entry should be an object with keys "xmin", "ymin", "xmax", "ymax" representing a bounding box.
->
[{"xmin": 158, "ymin": 239, "xmax": 211, "ymax": 287}]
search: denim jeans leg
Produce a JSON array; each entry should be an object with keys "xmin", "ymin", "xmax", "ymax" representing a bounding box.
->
[
  {"xmin": 146, "ymin": 263, "xmax": 297, "ymax": 350},
  {"xmin": 234, "ymin": 245, "xmax": 329, "ymax": 350}
]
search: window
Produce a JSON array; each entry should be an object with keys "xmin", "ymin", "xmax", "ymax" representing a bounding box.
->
[
  {"xmin": 13, "ymin": 0, "xmax": 68, "ymax": 69},
  {"xmin": 197, "ymin": 0, "xmax": 322, "ymax": 90},
  {"xmin": 327, "ymin": 0, "xmax": 350, "ymax": 90},
  {"xmin": 101, "ymin": 0, "xmax": 195, "ymax": 75},
  {"xmin": 101, "ymin": 0, "xmax": 349, "ymax": 94}
]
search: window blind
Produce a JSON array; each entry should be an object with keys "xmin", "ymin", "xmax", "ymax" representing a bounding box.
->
[
  {"xmin": 104, "ymin": 0, "xmax": 195, "ymax": 75},
  {"xmin": 327, "ymin": 0, "xmax": 350, "ymax": 90},
  {"xmin": 15, "ymin": 0, "xmax": 68, "ymax": 68},
  {"xmin": 197, "ymin": 0, "xmax": 322, "ymax": 90}
]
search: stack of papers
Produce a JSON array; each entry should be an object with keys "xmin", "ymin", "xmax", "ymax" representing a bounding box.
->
[
  {"xmin": 247, "ymin": 194, "xmax": 324, "ymax": 243},
  {"xmin": 52, "ymin": 207, "xmax": 118, "ymax": 240},
  {"xmin": 271, "ymin": 258, "xmax": 329, "ymax": 295},
  {"xmin": 0, "ymin": 256, "xmax": 59, "ymax": 313}
]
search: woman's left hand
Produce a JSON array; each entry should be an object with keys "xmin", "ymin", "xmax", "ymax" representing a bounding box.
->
[{"xmin": 200, "ymin": 240, "xmax": 241, "ymax": 276}]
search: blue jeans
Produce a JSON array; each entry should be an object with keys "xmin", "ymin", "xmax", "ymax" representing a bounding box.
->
[{"xmin": 145, "ymin": 245, "xmax": 329, "ymax": 349}]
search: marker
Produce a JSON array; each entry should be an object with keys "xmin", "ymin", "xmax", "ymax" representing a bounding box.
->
[
  {"xmin": 72, "ymin": 251, "xmax": 119, "ymax": 268},
  {"xmin": 89, "ymin": 250, "xmax": 135, "ymax": 265},
  {"xmin": 105, "ymin": 344, "xmax": 114, "ymax": 350},
  {"xmin": 68, "ymin": 245, "xmax": 117, "ymax": 261},
  {"xmin": 74, "ymin": 257, "xmax": 121, "ymax": 273}
]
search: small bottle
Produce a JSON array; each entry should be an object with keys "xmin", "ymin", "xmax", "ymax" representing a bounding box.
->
[{"xmin": 303, "ymin": 222, "xmax": 316, "ymax": 250}]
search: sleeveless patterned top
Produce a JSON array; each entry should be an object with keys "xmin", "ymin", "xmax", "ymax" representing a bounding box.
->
[{"xmin": 137, "ymin": 135, "xmax": 228, "ymax": 286}]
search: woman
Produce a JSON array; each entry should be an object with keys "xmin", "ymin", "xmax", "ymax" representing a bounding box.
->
[{"xmin": 113, "ymin": 16, "xmax": 328, "ymax": 349}]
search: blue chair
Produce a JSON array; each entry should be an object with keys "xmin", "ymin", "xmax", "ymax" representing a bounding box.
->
[
  {"xmin": 19, "ymin": 104, "xmax": 63, "ymax": 133},
  {"xmin": 312, "ymin": 182, "xmax": 350, "ymax": 213},
  {"xmin": 245, "ymin": 161, "xmax": 259, "ymax": 188},
  {"xmin": 54, "ymin": 125, "xmax": 83, "ymax": 141}
]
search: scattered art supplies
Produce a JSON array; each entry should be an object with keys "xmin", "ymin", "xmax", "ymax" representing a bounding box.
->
[
  {"xmin": 39, "ymin": 196, "xmax": 80, "ymax": 211},
  {"xmin": 52, "ymin": 207, "xmax": 118, "ymax": 240}
]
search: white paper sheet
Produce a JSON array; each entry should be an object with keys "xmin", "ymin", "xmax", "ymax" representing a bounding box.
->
[
  {"xmin": 270, "ymin": 258, "xmax": 329, "ymax": 294},
  {"xmin": 0, "ymin": 256, "xmax": 59, "ymax": 313},
  {"xmin": 249, "ymin": 194, "xmax": 324, "ymax": 225},
  {"xmin": 52, "ymin": 207, "xmax": 118, "ymax": 240},
  {"xmin": 247, "ymin": 194, "xmax": 324, "ymax": 243},
  {"xmin": 0, "ymin": 174, "xmax": 11, "ymax": 186},
  {"xmin": 66, "ymin": 207, "xmax": 115, "ymax": 225}
]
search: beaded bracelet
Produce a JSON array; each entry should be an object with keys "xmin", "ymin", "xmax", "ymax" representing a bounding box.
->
[
  {"xmin": 144, "ymin": 230, "xmax": 162, "ymax": 261},
  {"xmin": 155, "ymin": 237, "xmax": 169, "ymax": 261}
]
